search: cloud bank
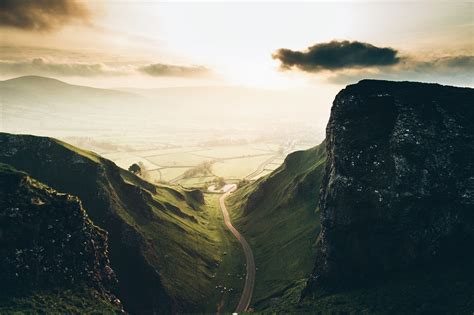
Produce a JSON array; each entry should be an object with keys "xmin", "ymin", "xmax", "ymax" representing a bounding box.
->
[
  {"xmin": 138, "ymin": 63, "xmax": 211, "ymax": 77},
  {"xmin": 0, "ymin": 0, "xmax": 90, "ymax": 31},
  {"xmin": 0, "ymin": 55, "xmax": 213, "ymax": 79},
  {"xmin": 328, "ymin": 55, "xmax": 474, "ymax": 86},
  {"xmin": 273, "ymin": 40, "xmax": 400, "ymax": 72},
  {"xmin": 0, "ymin": 58, "xmax": 125, "ymax": 77}
]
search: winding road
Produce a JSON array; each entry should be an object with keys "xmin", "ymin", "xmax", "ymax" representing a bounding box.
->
[{"xmin": 219, "ymin": 184, "xmax": 255, "ymax": 313}]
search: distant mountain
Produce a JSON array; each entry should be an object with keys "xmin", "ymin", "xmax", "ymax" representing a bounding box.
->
[
  {"xmin": 227, "ymin": 141, "xmax": 326, "ymax": 309},
  {"xmin": 0, "ymin": 163, "xmax": 122, "ymax": 313},
  {"xmin": 0, "ymin": 133, "xmax": 225, "ymax": 313}
]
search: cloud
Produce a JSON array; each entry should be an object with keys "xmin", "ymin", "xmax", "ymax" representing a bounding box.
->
[
  {"xmin": 0, "ymin": 57, "xmax": 213, "ymax": 79},
  {"xmin": 328, "ymin": 55, "xmax": 474, "ymax": 86},
  {"xmin": 0, "ymin": 0, "xmax": 90, "ymax": 31},
  {"xmin": 138, "ymin": 63, "xmax": 211, "ymax": 77},
  {"xmin": 0, "ymin": 58, "xmax": 126, "ymax": 77},
  {"xmin": 273, "ymin": 40, "xmax": 400, "ymax": 72}
]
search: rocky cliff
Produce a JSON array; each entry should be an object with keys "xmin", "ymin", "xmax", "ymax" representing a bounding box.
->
[
  {"xmin": 308, "ymin": 80, "xmax": 474, "ymax": 288},
  {"xmin": 0, "ymin": 163, "xmax": 121, "ymax": 312}
]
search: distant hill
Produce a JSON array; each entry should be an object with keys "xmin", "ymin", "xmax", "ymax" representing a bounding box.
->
[
  {"xmin": 0, "ymin": 133, "xmax": 228, "ymax": 313},
  {"xmin": 1, "ymin": 75, "xmax": 140, "ymax": 99},
  {"xmin": 0, "ymin": 76, "xmax": 150, "ymax": 137},
  {"xmin": 0, "ymin": 163, "xmax": 122, "ymax": 313},
  {"xmin": 0, "ymin": 75, "xmax": 330, "ymax": 139}
]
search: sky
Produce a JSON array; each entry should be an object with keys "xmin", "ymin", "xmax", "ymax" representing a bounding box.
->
[{"xmin": 0, "ymin": 0, "xmax": 473, "ymax": 90}]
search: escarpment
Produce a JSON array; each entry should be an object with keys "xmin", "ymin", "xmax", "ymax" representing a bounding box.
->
[
  {"xmin": 0, "ymin": 163, "xmax": 121, "ymax": 311},
  {"xmin": 307, "ymin": 80, "xmax": 474, "ymax": 288}
]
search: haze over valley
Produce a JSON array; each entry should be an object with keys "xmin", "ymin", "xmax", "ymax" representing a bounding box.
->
[
  {"xmin": 1, "ymin": 1, "xmax": 473, "ymax": 314},
  {"xmin": 1, "ymin": 75, "xmax": 331, "ymax": 187}
]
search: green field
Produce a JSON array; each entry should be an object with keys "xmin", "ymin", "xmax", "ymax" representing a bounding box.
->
[
  {"xmin": 145, "ymin": 152, "xmax": 211, "ymax": 167},
  {"xmin": 195, "ymin": 145, "xmax": 271, "ymax": 158},
  {"xmin": 212, "ymin": 154, "xmax": 273, "ymax": 179},
  {"xmin": 99, "ymin": 143, "xmax": 296, "ymax": 187}
]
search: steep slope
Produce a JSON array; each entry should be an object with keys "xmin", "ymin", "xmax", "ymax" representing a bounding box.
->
[
  {"xmin": 227, "ymin": 142, "xmax": 326, "ymax": 309},
  {"xmin": 299, "ymin": 80, "xmax": 474, "ymax": 313},
  {"xmin": 0, "ymin": 133, "xmax": 230, "ymax": 313},
  {"xmin": 0, "ymin": 163, "xmax": 121, "ymax": 313}
]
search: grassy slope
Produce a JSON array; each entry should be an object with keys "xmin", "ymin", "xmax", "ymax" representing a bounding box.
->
[
  {"xmin": 0, "ymin": 133, "xmax": 242, "ymax": 313},
  {"xmin": 227, "ymin": 141, "xmax": 326, "ymax": 310}
]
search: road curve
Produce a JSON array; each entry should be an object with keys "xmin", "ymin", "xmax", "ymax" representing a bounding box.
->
[{"xmin": 219, "ymin": 184, "xmax": 255, "ymax": 313}]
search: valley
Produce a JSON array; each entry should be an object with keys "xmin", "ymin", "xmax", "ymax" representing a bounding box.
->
[
  {"xmin": 0, "ymin": 76, "xmax": 322, "ymax": 189},
  {"xmin": 1, "ymin": 1, "xmax": 473, "ymax": 313},
  {"xmin": 1, "ymin": 78, "xmax": 473, "ymax": 314}
]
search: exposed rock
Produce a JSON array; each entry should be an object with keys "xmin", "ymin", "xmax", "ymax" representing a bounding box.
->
[
  {"xmin": 307, "ymin": 80, "xmax": 474, "ymax": 287},
  {"xmin": 0, "ymin": 134, "xmax": 175, "ymax": 313},
  {"xmin": 0, "ymin": 163, "xmax": 120, "ymax": 309}
]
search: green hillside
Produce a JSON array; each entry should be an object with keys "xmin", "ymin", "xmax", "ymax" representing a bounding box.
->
[
  {"xmin": 227, "ymin": 141, "xmax": 326, "ymax": 310},
  {"xmin": 0, "ymin": 133, "xmax": 243, "ymax": 313}
]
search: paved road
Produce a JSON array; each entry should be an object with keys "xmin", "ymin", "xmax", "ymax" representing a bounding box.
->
[{"xmin": 219, "ymin": 184, "xmax": 255, "ymax": 313}]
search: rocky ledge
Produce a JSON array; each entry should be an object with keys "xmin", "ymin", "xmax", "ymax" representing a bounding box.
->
[{"xmin": 0, "ymin": 163, "xmax": 120, "ymax": 309}]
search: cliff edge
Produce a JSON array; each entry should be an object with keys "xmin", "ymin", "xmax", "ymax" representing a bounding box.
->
[{"xmin": 309, "ymin": 80, "xmax": 474, "ymax": 287}]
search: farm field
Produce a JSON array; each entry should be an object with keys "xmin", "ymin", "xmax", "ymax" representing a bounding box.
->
[
  {"xmin": 70, "ymin": 138, "xmax": 306, "ymax": 187},
  {"xmin": 43, "ymin": 122, "xmax": 323, "ymax": 189},
  {"xmin": 212, "ymin": 154, "xmax": 274, "ymax": 179}
]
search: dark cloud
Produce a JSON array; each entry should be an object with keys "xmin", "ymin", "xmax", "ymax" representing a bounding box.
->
[
  {"xmin": 328, "ymin": 55, "xmax": 474, "ymax": 86},
  {"xmin": 0, "ymin": 0, "xmax": 90, "ymax": 31},
  {"xmin": 0, "ymin": 58, "xmax": 124, "ymax": 77},
  {"xmin": 138, "ymin": 63, "xmax": 211, "ymax": 77},
  {"xmin": 273, "ymin": 40, "xmax": 400, "ymax": 72}
]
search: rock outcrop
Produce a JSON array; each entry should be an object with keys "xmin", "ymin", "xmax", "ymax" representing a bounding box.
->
[
  {"xmin": 308, "ymin": 80, "xmax": 474, "ymax": 287},
  {"xmin": 0, "ymin": 163, "xmax": 120, "ymax": 310},
  {"xmin": 0, "ymin": 134, "xmax": 175, "ymax": 313}
]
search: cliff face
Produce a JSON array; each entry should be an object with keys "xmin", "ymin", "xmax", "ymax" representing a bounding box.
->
[
  {"xmin": 0, "ymin": 164, "xmax": 120, "ymax": 311},
  {"xmin": 309, "ymin": 80, "xmax": 474, "ymax": 286}
]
